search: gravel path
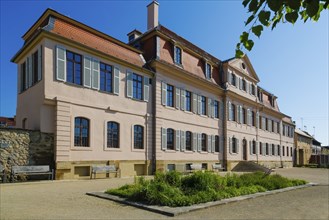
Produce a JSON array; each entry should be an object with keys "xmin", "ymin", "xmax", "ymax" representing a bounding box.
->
[{"xmin": 1, "ymin": 168, "xmax": 328, "ymax": 219}]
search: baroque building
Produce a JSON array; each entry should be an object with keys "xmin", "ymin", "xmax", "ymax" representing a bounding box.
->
[{"xmin": 11, "ymin": 2, "xmax": 294, "ymax": 179}]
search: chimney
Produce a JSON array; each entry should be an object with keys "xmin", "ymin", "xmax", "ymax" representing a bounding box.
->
[{"xmin": 147, "ymin": 1, "xmax": 159, "ymax": 30}]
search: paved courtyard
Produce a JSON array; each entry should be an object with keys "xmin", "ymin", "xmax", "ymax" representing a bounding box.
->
[{"xmin": 0, "ymin": 168, "xmax": 328, "ymax": 219}]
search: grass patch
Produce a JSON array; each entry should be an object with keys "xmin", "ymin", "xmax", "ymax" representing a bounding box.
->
[{"xmin": 106, "ymin": 171, "xmax": 307, "ymax": 207}]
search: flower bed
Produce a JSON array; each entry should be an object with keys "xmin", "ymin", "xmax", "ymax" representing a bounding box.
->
[{"xmin": 106, "ymin": 171, "xmax": 307, "ymax": 207}]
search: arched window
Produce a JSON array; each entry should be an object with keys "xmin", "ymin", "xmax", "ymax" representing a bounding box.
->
[
  {"xmin": 107, "ymin": 122, "xmax": 119, "ymax": 148},
  {"xmin": 186, "ymin": 131, "xmax": 192, "ymax": 151},
  {"xmin": 232, "ymin": 137, "xmax": 238, "ymax": 153},
  {"xmin": 134, "ymin": 125, "xmax": 144, "ymax": 149},
  {"xmin": 74, "ymin": 117, "xmax": 89, "ymax": 147},
  {"xmin": 201, "ymin": 133, "xmax": 207, "ymax": 151},
  {"xmin": 167, "ymin": 128, "xmax": 174, "ymax": 150}
]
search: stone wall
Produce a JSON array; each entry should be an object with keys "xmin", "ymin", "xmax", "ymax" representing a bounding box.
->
[{"xmin": 0, "ymin": 128, "xmax": 54, "ymax": 178}]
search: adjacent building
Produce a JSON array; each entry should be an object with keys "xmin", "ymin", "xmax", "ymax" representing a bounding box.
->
[
  {"xmin": 294, "ymin": 129, "xmax": 313, "ymax": 166},
  {"xmin": 11, "ymin": 2, "xmax": 295, "ymax": 179}
]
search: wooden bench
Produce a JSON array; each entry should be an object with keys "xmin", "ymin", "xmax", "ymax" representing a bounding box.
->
[
  {"xmin": 212, "ymin": 163, "xmax": 225, "ymax": 172},
  {"xmin": 11, "ymin": 165, "xmax": 54, "ymax": 182},
  {"xmin": 90, "ymin": 165, "xmax": 119, "ymax": 179}
]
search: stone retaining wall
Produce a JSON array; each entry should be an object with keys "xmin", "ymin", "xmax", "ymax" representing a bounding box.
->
[{"xmin": 0, "ymin": 128, "xmax": 54, "ymax": 178}]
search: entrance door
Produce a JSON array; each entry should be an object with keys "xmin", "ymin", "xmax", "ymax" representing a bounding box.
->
[{"xmin": 243, "ymin": 139, "xmax": 247, "ymax": 160}]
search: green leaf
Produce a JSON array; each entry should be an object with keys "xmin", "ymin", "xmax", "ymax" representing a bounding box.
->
[
  {"xmin": 306, "ymin": 0, "xmax": 320, "ymax": 18},
  {"xmin": 268, "ymin": 0, "xmax": 283, "ymax": 12},
  {"xmin": 248, "ymin": 0, "xmax": 258, "ymax": 12},
  {"xmin": 242, "ymin": 0, "xmax": 250, "ymax": 8},
  {"xmin": 251, "ymin": 25, "xmax": 263, "ymax": 37},
  {"xmin": 235, "ymin": 49, "xmax": 244, "ymax": 58},
  {"xmin": 285, "ymin": 11, "xmax": 299, "ymax": 24},
  {"xmin": 245, "ymin": 14, "xmax": 255, "ymax": 26},
  {"xmin": 287, "ymin": 0, "xmax": 301, "ymax": 10},
  {"xmin": 244, "ymin": 40, "xmax": 254, "ymax": 51},
  {"xmin": 271, "ymin": 18, "xmax": 280, "ymax": 30},
  {"xmin": 240, "ymin": 31, "xmax": 249, "ymax": 42},
  {"xmin": 258, "ymin": 10, "xmax": 271, "ymax": 26},
  {"xmin": 312, "ymin": 3, "xmax": 324, "ymax": 21}
]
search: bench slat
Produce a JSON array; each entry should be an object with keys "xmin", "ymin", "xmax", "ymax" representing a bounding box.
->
[{"xmin": 12, "ymin": 165, "xmax": 50, "ymax": 173}]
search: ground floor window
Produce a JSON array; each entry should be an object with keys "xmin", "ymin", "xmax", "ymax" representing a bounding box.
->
[
  {"xmin": 107, "ymin": 121, "xmax": 119, "ymax": 148},
  {"xmin": 186, "ymin": 131, "xmax": 192, "ymax": 151},
  {"xmin": 134, "ymin": 125, "xmax": 144, "ymax": 149},
  {"xmin": 74, "ymin": 117, "xmax": 89, "ymax": 147},
  {"xmin": 201, "ymin": 133, "xmax": 207, "ymax": 151},
  {"xmin": 167, "ymin": 128, "xmax": 175, "ymax": 150}
]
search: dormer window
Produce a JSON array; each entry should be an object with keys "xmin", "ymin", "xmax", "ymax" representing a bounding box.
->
[
  {"xmin": 205, "ymin": 63, "xmax": 211, "ymax": 79},
  {"xmin": 174, "ymin": 46, "xmax": 182, "ymax": 65}
]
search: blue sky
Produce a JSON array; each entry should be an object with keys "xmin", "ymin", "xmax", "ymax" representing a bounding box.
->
[{"xmin": 0, "ymin": 1, "xmax": 328, "ymax": 145}]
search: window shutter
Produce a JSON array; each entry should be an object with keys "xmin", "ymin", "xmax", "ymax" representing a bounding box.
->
[
  {"xmin": 237, "ymin": 105, "xmax": 240, "ymax": 123},
  {"xmin": 161, "ymin": 128, "xmax": 167, "ymax": 150},
  {"xmin": 239, "ymin": 106, "xmax": 243, "ymax": 124},
  {"xmin": 91, "ymin": 59, "xmax": 100, "ymax": 90},
  {"xmin": 219, "ymin": 100, "xmax": 224, "ymax": 120},
  {"xmin": 207, "ymin": 135, "xmax": 211, "ymax": 153},
  {"xmin": 228, "ymin": 101, "xmax": 232, "ymax": 120},
  {"xmin": 211, "ymin": 135, "xmax": 215, "ymax": 153},
  {"xmin": 220, "ymin": 137, "xmax": 224, "ymax": 153},
  {"xmin": 28, "ymin": 56, "xmax": 32, "ymax": 87},
  {"xmin": 127, "ymin": 70, "xmax": 133, "ymax": 98},
  {"xmin": 229, "ymin": 137, "xmax": 232, "ymax": 154},
  {"xmin": 56, "ymin": 46, "xmax": 66, "ymax": 82},
  {"xmin": 173, "ymin": 45, "xmax": 177, "ymax": 63},
  {"xmin": 174, "ymin": 130, "xmax": 180, "ymax": 151},
  {"xmin": 246, "ymin": 81, "xmax": 249, "ymax": 93},
  {"xmin": 239, "ymin": 78, "xmax": 243, "ymax": 90},
  {"xmin": 269, "ymin": 144, "xmax": 272, "ymax": 156},
  {"xmin": 181, "ymin": 89, "xmax": 186, "ymax": 110},
  {"xmin": 256, "ymin": 142, "xmax": 259, "ymax": 155},
  {"xmin": 37, "ymin": 46, "xmax": 42, "ymax": 81},
  {"xmin": 161, "ymin": 82, "xmax": 167, "ymax": 105},
  {"xmin": 197, "ymin": 133, "xmax": 201, "ymax": 152},
  {"xmin": 256, "ymin": 111, "xmax": 259, "ymax": 128},
  {"xmin": 249, "ymin": 141, "xmax": 252, "ymax": 155},
  {"xmin": 227, "ymin": 71, "xmax": 231, "ymax": 84},
  {"xmin": 193, "ymin": 132, "xmax": 197, "ymax": 152},
  {"xmin": 192, "ymin": 93, "xmax": 197, "ymax": 113},
  {"xmin": 236, "ymin": 139, "xmax": 240, "ymax": 154},
  {"xmin": 262, "ymin": 143, "xmax": 266, "ymax": 156},
  {"xmin": 197, "ymin": 95, "xmax": 201, "ymax": 115},
  {"xmin": 24, "ymin": 58, "xmax": 28, "ymax": 89},
  {"xmin": 83, "ymin": 56, "xmax": 92, "ymax": 88},
  {"xmin": 208, "ymin": 98, "xmax": 212, "ymax": 117},
  {"xmin": 114, "ymin": 66, "xmax": 120, "ymax": 95},
  {"xmin": 180, "ymin": 130, "xmax": 185, "ymax": 151},
  {"xmin": 274, "ymin": 144, "xmax": 277, "ymax": 156},
  {"xmin": 143, "ymin": 76, "xmax": 149, "ymax": 101},
  {"xmin": 104, "ymin": 121, "xmax": 107, "ymax": 149},
  {"xmin": 175, "ymin": 87, "xmax": 180, "ymax": 109}
]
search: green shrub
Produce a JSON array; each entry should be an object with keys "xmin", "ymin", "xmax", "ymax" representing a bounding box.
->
[{"xmin": 106, "ymin": 171, "xmax": 307, "ymax": 207}]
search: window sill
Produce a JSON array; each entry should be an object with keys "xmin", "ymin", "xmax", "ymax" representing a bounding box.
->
[
  {"xmin": 103, "ymin": 148, "xmax": 121, "ymax": 152},
  {"xmin": 71, "ymin": 146, "xmax": 93, "ymax": 151},
  {"xmin": 132, "ymin": 148, "xmax": 145, "ymax": 152},
  {"xmin": 174, "ymin": 62, "xmax": 184, "ymax": 69},
  {"xmin": 163, "ymin": 149, "xmax": 177, "ymax": 153}
]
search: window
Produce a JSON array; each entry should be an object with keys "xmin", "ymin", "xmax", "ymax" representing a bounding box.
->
[
  {"xmin": 167, "ymin": 128, "xmax": 174, "ymax": 150},
  {"xmin": 166, "ymin": 84, "xmax": 174, "ymax": 107},
  {"xmin": 74, "ymin": 117, "xmax": 89, "ymax": 147},
  {"xmin": 107, "ymin": 122, "xmax": 119, "ymax": 148},
  {"xmin": 185, "ymin": 91, "xmax": 192, "ymax": 112},
  {"xmin": 277, "ymin": 145, "xmax": 281, "ymax": 156},
  {"xmin": 21, "ymin": 62, "xmax": 26, "ymax": 92},
  {"xmin": 251, "ymin": 84, "xmax": 255, "ymax": 95},
  {"xmin": 242, "ymin": 108, "xmax": 246, "ymax": 124},
  {"xmin": 201, "ymin": 96, "xmax": 206, "ymax": 115},
  {"xmin": 67, "ymin": 51, "xmax": 82, "ymax": 85},
  {"xmin": 265, "ymin": 118, "xmax": 269, "ymax": 131},
  {"xmin": 272, "ymin": 144, "xmax": 275, "ymax": 155},
  {"xmin": 261, "ymin": 117, "xmax": 266, "ymax": 130},
  {"xmin": 186, "ymin": 131, "xmax": 192, "ymax": 151},
  {"xmin": 252, "ymin": 140, "xmax": 256, "ymax": 154},
  {"xmin": 214, "ymin": 100, "xmax": 219, "ymax": 118},
  {"xmin": 133, "ymin": 73, "xmax": 143, "ymax": 100},
  {"xmin": 272, "ymin": 120, "xmax": 275, "ymax": 132},
  {"xmin": 134, "ymin": 125, "xmax": 144, "ymax": 149},
  {"xmin": 174, "ymin": 46, "xmax": 182, "ymax": 64},
  {"xmin": 266, "ymin": 143, "xmax": 269, "ymax": 155},
  {"xmin": 201, "ymin": 133, "xmax": 207, "ymax": 151},
  {"xmin": 259, "ymin": 142, "xmax": 263, "ymax": 155},
  {"xmin": 242, "ymin": 79, "xmax": 246, "ymax": 91},
  {"xmin": 277, "ymin": 122, "xmax": 280, "ymax": 133},
  {"xmin": 231, "ymin": 73, "xmax": 236, "ymax": 86},
  {"xmin": 251, "ymin": 111, "xmax": 255, "ymax": 126},
  {"xmin": 229, "ymin": 103, "xmax": 236, "ymax": 121},
  {"xmin": 32, "ymin": 50, "xmax": 39, "ymax": 84},
  {"xmin": 215, "ymin": 135, "xmax": 220, "ymax": 152},
  {"xmin": 100, "ymin": 63, "xmax": 113, "ymax": 93},
  {"xmin": 205, "ymin": 63, "xmax": 211, "ymax": 79},
  {"xmin": 290, "ymin": 147, "xmax": 292, "ymax": 157},
  {"xmin": 282, "ymin": 125, "xmax": 286, "ymax": 136},
  {"xmin": 232, "ymin": 137, "xmax": 237, "ymax": 153},
  {"xmin": 286, "ymin": 146, "xmax": 289, "ymax": 156}
]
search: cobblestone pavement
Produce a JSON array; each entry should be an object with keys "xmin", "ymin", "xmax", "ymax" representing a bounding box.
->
[{"xmin": 0, "ymin": 168, "xmax": 328, "ymax": 220}]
